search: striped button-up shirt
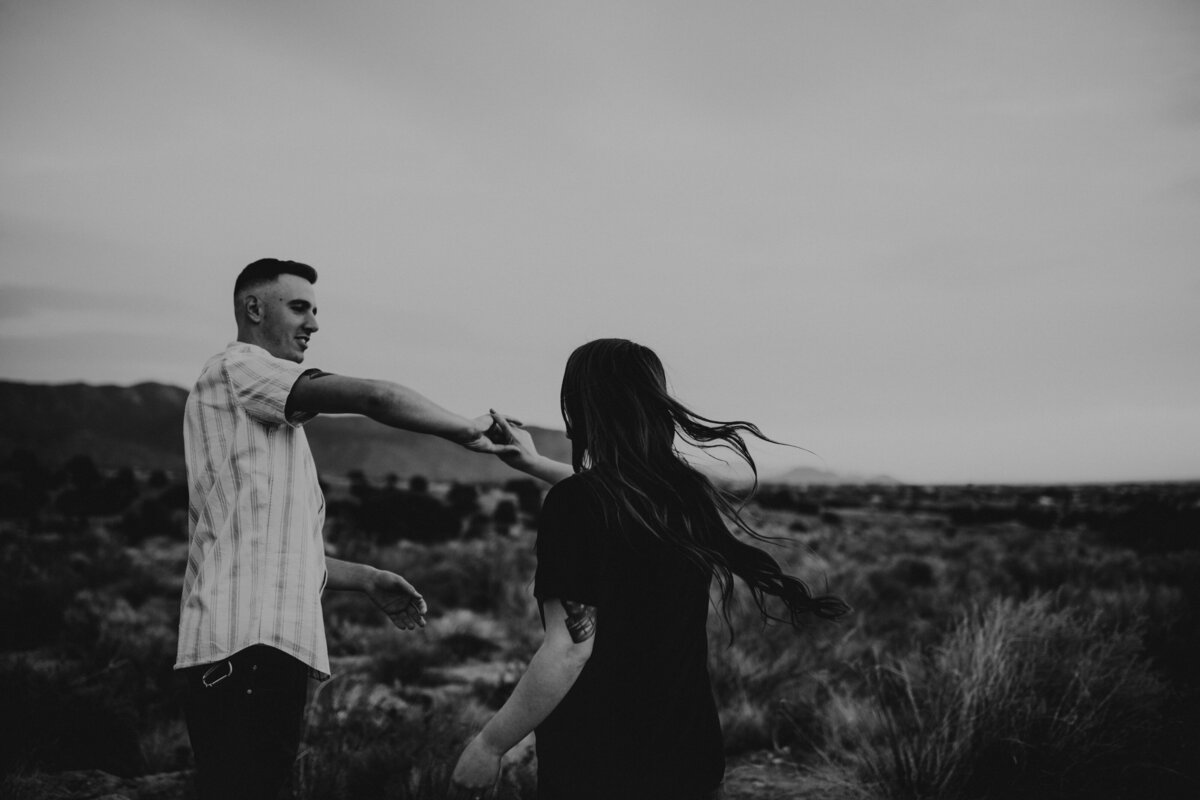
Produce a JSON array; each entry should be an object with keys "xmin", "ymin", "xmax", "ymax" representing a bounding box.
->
[{"xmin": 175, "ymin": 342, "xmax": 330, "ymax": 679}]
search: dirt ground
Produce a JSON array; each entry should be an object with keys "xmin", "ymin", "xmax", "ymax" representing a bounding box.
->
[{"xmin": 724, "ymin": 753, "xmax": 820, "ymax": 800}]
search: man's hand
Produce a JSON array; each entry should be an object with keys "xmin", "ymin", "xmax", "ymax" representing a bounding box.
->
[
  {"xmin": 456, "ymin": 413, "xmax": 523, "ymax": 456},
  {"xmin": 449, "ymin": 734, "xmax": 502, "ymax": 799},
  {"xmin": 365, "ymin": 570, "xmax": 427, "ymax": 630}
]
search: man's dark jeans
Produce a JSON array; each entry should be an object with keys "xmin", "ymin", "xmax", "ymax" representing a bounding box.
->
[{"xmin": 182, "ymin": 645, "xmax": 310, "ymax": 800}]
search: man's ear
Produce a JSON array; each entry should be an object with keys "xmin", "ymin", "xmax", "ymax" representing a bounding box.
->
[{"xmin": 242, "ymin": 294, "xmax": 264, "ymax": 323}]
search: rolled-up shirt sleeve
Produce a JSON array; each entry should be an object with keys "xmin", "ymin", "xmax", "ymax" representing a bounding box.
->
[{"xmin": 223, "ymin": 345, "xmax": 316, "ymax": 426}]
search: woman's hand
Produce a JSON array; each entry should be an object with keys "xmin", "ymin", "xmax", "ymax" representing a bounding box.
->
[
  {"xmin": 486, "ymin": 409, "xmax": 540, "ymax": 471},
  {"xmin": 449, "ymin": 734, "xmax": 502, "ymax": 799},
  {"xmin": 487, "ymin": 410, "xmax": 575, "ymax": 485}
]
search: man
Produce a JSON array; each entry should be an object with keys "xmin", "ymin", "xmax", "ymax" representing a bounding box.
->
[{"xmin": 175, "ymin": 258, "xmax": 517, "ymax": 800}]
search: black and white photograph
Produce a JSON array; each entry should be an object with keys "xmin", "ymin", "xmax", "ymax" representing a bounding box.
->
[{"xmin": 1, "ymin": 1, "xmax": 1198, "ymax": 798}]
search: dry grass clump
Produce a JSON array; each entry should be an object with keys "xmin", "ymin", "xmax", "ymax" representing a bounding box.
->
[
  {"xmin": 861, "ymin": 595, "xmax": 1170, "ymax": 799},
  {"xmin": 294, "ymin": 692, "xmax": 536, "ymax": 800}
]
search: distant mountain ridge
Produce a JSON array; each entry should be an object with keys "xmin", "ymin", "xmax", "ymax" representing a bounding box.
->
[
  {"xmin": 0, "ymin": 380, "xmax": 892, "ymax": 485},
  {"xmin": 768, "ymin": 465, "xmax": 901, "ymax": 486},
  {"xmin": 0, "ymin": 379, "xmax": 570, "ymax": 483}
]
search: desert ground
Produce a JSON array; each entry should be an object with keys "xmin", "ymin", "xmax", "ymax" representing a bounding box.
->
[{"xmin": 2, "ymin": 456, "xmax": 1197, "ymax": 799}]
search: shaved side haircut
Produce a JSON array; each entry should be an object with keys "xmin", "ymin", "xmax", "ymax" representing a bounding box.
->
[{"xmin": 234, "ymin": 258, "xmax": 318, "ymax": 297}]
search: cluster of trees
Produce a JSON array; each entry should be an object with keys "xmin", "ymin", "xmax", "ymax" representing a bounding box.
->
[
  {"xmin": 329, "ymin": 471, "xmax": 544, "ymax": 545},
  {"xmin": 0, "ymin": 450, "xmax": 148, "ymax": 522},
  {"xmin": 0, "ymin": 450, "xmax": 548, "ymax": 549}
]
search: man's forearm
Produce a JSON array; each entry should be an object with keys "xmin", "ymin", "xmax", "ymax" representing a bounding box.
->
[
  {"xmin": 362, "ymin": 381, "xmax": 477, "ymax": 443},
  {"xmin": 289, "ymin": 374, "xmax": 480, "ymax": 443},
  {"xmin": 324, "ymin": 557, "xmax": 378, "ymax": 592}
]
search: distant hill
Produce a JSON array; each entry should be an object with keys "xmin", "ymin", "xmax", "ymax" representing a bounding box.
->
[
  {"xmin": 0, "ymin": 380, "xmax": 895, "ymax": 485},
  {"xmin": 0, "ymin": 379, "xmax": 570, "ymax": 483},
  {"xmin": 767, "ymin": 465, "xmax": 902, "ymax": 486}
]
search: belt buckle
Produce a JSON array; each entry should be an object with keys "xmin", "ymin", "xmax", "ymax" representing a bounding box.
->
[{"xmin": 201, "ymin": 659, "xmax": 233, "ymax": 688}]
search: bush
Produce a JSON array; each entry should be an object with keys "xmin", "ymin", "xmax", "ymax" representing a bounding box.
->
[
  {"xmin": 0, "ymin": 657, "xmax": 145, "ymax": 777},
  {"xmin": 294, "ymin": 695, "xmax": 536, "ymax": 800},
  {"xmin": 863, "ymin": 595, "xmax": 1171, "ymax": 799}
]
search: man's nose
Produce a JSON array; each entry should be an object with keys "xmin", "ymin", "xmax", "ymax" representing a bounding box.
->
[{"xmin": 304, "ymin": 314, "xmax": 319, "ymax": 333}]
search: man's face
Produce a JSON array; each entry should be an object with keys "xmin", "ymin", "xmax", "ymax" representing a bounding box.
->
[{"xmin": 254, "ymin": 274, "xmax": 319, "ymax": 363}]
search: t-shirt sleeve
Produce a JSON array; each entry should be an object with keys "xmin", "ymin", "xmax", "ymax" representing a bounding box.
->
[
  {"xmin": 223, "ymin": 346, "xmax": 316, "ymax": 427},
  {"xmin": 534, "ymin": 477, "xmax": 604, "ymax": 608}
]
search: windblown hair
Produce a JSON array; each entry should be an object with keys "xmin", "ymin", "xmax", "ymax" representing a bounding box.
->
[
  {"xmin": 234, "ymin": 258, "xmax": 318, "ymax": 297},
  {"xmin": 560, "ymin": 338, "xmax": 849, "ymax": 633}
]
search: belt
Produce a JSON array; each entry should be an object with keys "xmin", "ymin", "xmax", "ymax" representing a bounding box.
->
[{"xmin": 183, "ymin": 645, "xmax": 306, "ymax": 690}]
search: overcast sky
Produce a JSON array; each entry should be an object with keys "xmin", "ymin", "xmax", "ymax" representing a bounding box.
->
[{"xmin": 2, "ymin": 0, "xmax": 1198, "ymax": 484}]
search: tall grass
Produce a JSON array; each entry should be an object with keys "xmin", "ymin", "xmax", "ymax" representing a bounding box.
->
[
  {"xmin": 294, "ymin": 691, "xmax": 536, "ymax": 800},
  {"xmin": 862, "ymin": 595, "xmax": 1170, "ymax": 799}
]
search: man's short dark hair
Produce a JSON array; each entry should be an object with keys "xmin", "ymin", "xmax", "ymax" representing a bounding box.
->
[{"xmin": 234, "ymin": 259, "xmax": 318, "ymax": 296}]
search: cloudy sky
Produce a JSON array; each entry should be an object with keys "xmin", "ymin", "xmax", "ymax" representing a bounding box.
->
[{"xmin": 2, "ymin": 0, "xmax": 1197, "ymax": 484}]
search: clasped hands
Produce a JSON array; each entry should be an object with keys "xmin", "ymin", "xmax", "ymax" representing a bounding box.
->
[{"xmin": 461, "ymin": 410, "xmax": 540, "ymax": 470}]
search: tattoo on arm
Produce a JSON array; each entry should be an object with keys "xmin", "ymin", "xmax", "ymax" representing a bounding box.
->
[
  {"xmin": 301, "ymin": 369, "xmax": 334, "ymax": 381},
  {"xmin": 562, "ymin": 599, "xmax": 597, "ymax": 643}
]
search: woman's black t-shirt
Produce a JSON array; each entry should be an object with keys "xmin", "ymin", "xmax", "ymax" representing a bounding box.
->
[{"xmin": 532, "ymin": 473, "xmax": 725, "ymax": 800}]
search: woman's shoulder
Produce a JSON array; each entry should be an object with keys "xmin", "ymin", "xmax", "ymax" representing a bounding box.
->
[
  {"xmin": 544, "ymin": 471, "xmax": 601, "ymax": 508},
  {"xmin": 539, "ymin": 472, "xmax": 610, "ymax": 536}
]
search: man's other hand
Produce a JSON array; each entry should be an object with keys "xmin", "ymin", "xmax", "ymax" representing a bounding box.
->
[{"xmin": 366, "ymin": 570, "xmax": 427, "ymax": 631}]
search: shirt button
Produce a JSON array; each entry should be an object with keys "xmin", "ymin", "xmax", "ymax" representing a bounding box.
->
[{"xmin": 246, "ymin": 689, "xmax": 253, "ymax": 695}]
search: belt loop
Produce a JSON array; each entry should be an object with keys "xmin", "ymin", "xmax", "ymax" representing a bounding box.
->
[{"xmin": 201, "ymin": 659, "xmax": 234, "ymax": 688}]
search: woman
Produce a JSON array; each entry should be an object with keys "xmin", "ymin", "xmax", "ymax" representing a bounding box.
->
[{"xmin": 450, "ymin": 338, "xmax": 849, "ymax": 800}]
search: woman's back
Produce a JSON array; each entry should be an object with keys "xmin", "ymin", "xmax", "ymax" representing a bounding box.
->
[
  {"xmin": 448, "ymin": 339, "xmax": 846, "ymax": 800},
  {"xmin": 533, "ymin": 473, "xmax": 725, "ymax": 800}
]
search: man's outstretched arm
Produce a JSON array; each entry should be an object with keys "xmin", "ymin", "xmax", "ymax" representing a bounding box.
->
[{"xmin": 287, "ymin": 371, "xmax": 517, "ymax": 454}]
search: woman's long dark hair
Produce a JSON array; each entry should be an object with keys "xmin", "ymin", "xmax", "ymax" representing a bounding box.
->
[{"xmin": 560, "ymin": 338, "xmax": 850, "ymax": 632}]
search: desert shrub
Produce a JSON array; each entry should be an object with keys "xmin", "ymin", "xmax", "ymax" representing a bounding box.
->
[
  {"xmin": 707, "ymin": 572, "xmax": 854, "ymax": 759},
  {"xmin": 119, "ymin": 496, "xmax": 177, "ymax": 544},
  {"xmin": 0, "ymin": 526, "xmax": 167, "ymax": 651},
  {"xmin": 294, "ymin": 694, "xmax": 536, "ymax": 800},
  {"xmin": 709, "ymin": 640, "xmax": 803, "ymax": 755},
  {"xmin": 119, "ymin": 482, "xmax": 187, "ymax": 544},
  {"xmin": 350, "ymin": 619, "xmax": 506, "ymax": 688},
  {"xmin": 1090, "ymin": 499, "xmax": 1200, "ymax": 552},
  {"xmin": 821, "ymin": 510, "xmax": 844, "ymax": 526},
  {"xmin": 0, "ymin": 535, "xmax": 78, "ymax": 649},
  {"xmin": 493, "ymin": 500, "xmax": 518, "ymax": 534},
  {"xmin": 503, "ymin": 478, "xmax": 545, "ymax": 519},
  {"xmin": 754, "ymin": 487, "xmax": 821, "ymax": 515},
  {"xmin": 382, "ymin": 534, "xmax": 539, "ymax": 622},
  {"xmin": 446, "ymin": 483, "xmax": 481, "ymax": 519},
  {"xmin": 371, "ymin": 633, "xmax": 456, "ymax": 687},
  {"xmin": 0, "ymin": 656, "xmax": 144, "ymax": 777},
  {"xmin": 862, "ymin": 595, "xmax": 1171, "ymax": 800}
]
